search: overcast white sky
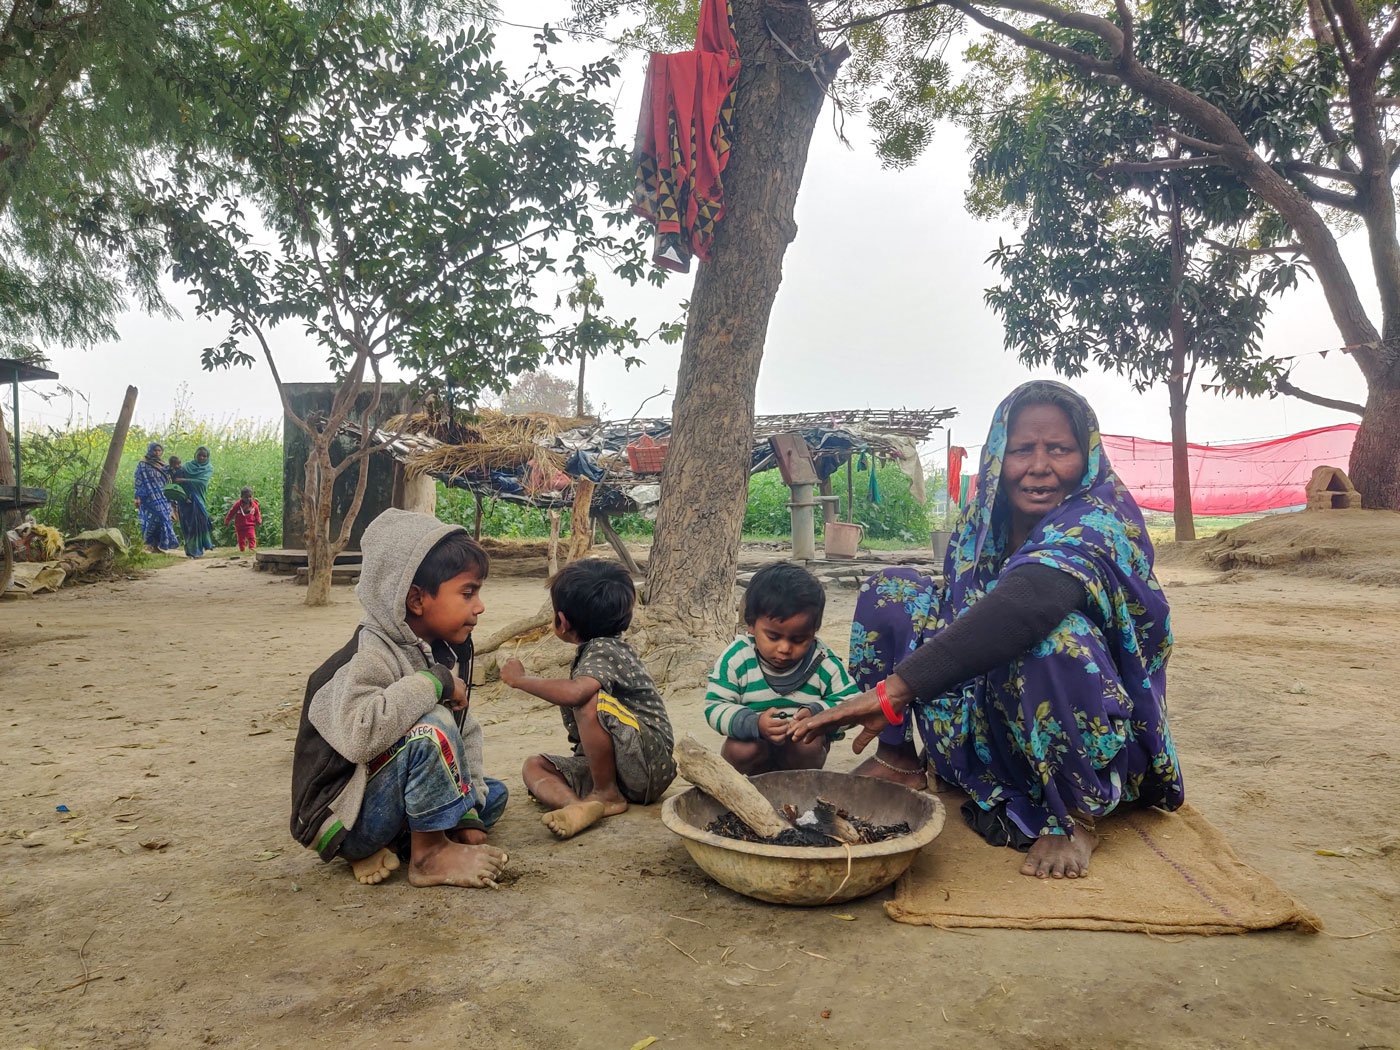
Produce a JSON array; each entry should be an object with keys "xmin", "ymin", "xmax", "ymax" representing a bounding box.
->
[{"xmin": 18, "ymin": 3, "xmax": 1371, "ymax": 459}]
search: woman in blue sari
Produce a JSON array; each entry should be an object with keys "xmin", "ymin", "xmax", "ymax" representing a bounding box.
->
[
  {"xmin": 796, "ymin": 381, "xmax": 1183, "ymax": 879},
  {"xmin": 133, "ymin": 442, "xmax": 179, "ymax": 553},
  {"xmin": 172, "ymin": 445, "xmax": 217, "ymax": 558}
]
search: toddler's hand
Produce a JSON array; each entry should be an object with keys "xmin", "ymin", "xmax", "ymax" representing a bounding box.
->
[
  {"xmin": 499, "ymin": 657, "xmax": 524, "ymax": 688},
  {"xmin": 446, "ymin": 674, "xmax": 469, "ymax": 710},
  {"xmin": 757, "ymin": 710, "xmax": 790, "ymax": 744}
]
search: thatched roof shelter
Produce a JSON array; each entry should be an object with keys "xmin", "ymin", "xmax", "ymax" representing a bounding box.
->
[{"xmin": 350, "ymin": 405, "xmax": 956, "ymax": 513}]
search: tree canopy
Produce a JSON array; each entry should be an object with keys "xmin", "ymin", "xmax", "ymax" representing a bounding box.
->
[
  {"xmin": 0, "ymin": 0, "xmax": 491, "ymax": 360},
  {"xmin": 146, "ymin": 3, "xmax": 661, "ymax": 600}
]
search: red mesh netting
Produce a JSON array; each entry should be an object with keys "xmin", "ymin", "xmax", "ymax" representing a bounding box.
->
[{"xmin": 1102, "ymin": 424, "xmax": 1359, "ymax": 515}]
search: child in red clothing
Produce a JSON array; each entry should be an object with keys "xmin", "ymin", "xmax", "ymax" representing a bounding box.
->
[{"xmin": 225, "ymin": 487, "xmax": 263, "ymax": 551}]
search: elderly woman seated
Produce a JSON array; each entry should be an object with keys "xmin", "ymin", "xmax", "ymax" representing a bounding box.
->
[{"xmin": 796, "ymin": 381, "xmax": 1184, "ymax": 879}]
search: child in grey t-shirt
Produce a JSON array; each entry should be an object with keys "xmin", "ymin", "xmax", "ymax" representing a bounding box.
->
[{"xmin": 500, "ymin": 559, "xmax": 676, "ymax": 839}]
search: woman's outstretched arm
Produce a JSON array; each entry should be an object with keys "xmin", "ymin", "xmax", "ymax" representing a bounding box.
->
[{"xmin": 793, "ymin": 564, "xmax": 1084, "ymax": 744}]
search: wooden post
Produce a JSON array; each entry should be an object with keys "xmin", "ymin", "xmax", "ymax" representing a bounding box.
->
[
  {"xmin": 546, "ymin": 509, "xmax": 561, "ymax": 577},
  {"xmin": 565, "ymin": 477, "xmax": 595, "ymax": 563},
  {"xmin": 92, "ymin": 385, "xmax": 138, "ymax": 527},
  {"xmin": 818, "ymin": 477, "xmax": 837, "ymax": 526},
  {"xmin": 472, "ymin": 491, "xmax": 485, "ymax": 539},
  {"xmin": 846, "ymin": 456, "xmax": 855, "ymax": 523}
]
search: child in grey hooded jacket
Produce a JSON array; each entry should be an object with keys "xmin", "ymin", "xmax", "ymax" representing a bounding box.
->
[{"xmin": 290, "ymin": 509, "xmax": 508, "ymax": 888}]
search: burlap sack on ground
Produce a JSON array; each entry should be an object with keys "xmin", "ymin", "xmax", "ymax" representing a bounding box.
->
[{"xmin": 888, "ymin": 792, "xmax": 1321, "ymax": 935}]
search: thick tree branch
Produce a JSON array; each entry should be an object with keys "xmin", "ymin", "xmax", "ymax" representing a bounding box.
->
[
  {"xmin": 1316, "ymin": 107, "xmax": 1363, "ymax": 174},
  {"xmin": 1156, "ymin": 126, "xmax": 1227, "ymax": 154},
  {"xmin": 819, "ymin": 1, "xmax": 939, "ymax": 33},
  {"xmin": 1328, "ymin": 0, "xmax": 1376, "ymax": 63},
  {"xmin": 1284, "ymin": 160, "xmax": 1362, "ymax": 184},
  {"xmin": 1202, "ymin": 237, "xmax": 1304, "ymax": 259},
  {"xmin": 945, "ymin": 0, "xmax": 1116, "ymax": 77},
  {"xmin": 1276, "ymin": 375, "xmax": 1365, "ymax": 415},
  {"xmin": 1099, "ymin": 155, "xmax": 1226, "ymax": 174},
  {"xmin": 1287, "ymin": 171, "xmax": 1363, "ymax": 211},
  {"xmin": 992, "ymin": 0, "xmax": 1126, "ymax": 48},
  {"xmin": 1113, "ymin": 0, "xmax": 1133, "ymax": 63},
  {"xmin": 1371, "ymin": 14, "xmax": 1400, "ymax": 70},
  {"xmin": 1319, "ymin": 0, "xmax": 1358, "ymax": 72}
]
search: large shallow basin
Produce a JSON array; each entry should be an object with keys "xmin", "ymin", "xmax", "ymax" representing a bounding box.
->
[{"xmin": 661, "ymin": 769, "xmax": 945, "ymax": 906}]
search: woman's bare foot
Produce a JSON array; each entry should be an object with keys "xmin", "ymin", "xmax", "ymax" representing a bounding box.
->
[
  {"xmin": 349, "ymin": 847, "xmax": 400, "ymax": 885},
  {"xmin": 1021, "ymin": 827, "xmax": 1098, "ymax": 879},
  {"xmin": 852, "ymin": 744, "xmax": 927, "ymax": 791},
  {"xmin": 407, "ymin": 837, "xmax": 509, "ymax": 888},
  {"xmin": 541, "ymin": 792, "xmax": 627, "ymax": 839}
]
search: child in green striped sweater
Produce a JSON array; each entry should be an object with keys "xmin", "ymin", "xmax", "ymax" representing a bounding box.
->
[{"xmin": 705, "ymin": 562, "xmax": 858, "ymax": 775}]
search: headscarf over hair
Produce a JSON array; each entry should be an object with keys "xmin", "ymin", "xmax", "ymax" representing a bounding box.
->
[
  {"xmin": 944, "ymin": 379, "xmax": 1170, "ymax": 680},
  {"xmin": 182, "ymin": 446, "xmax": 213, "ymax": 483},
  {"xmin": 145, "ymin": 442, "xmax": 164, "ymax": 462}
]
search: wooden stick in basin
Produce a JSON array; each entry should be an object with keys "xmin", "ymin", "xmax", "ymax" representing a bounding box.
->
[{"xmin": 673, "ymin": 735, "xmax": 790, "ymax": 839}]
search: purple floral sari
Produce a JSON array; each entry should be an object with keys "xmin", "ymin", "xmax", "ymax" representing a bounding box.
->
[{"xmin": 850, "ymin": 382, "xmax": 1184, "ymax": 842}]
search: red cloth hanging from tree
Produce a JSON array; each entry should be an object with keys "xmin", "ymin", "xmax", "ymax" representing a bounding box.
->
[
  {"xmin": 631, "ymin": 0, "xmax": 740, "ymax": 272},
  {"xmin": 947, "ymin": 445, "xmax": 967, "ymax": 507}
]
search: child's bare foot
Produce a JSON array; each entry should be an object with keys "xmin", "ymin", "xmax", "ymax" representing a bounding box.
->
[
  {"xmin": 349, "ymin": 847, "xmax": 400, "ymax": 885},
  {"xmin": 407, "ymin": 840, "xmax": 509, "ymax": 888},
  {"xmin": 541, "ymin": 791, "xmax": 628, "ymax": 839},
  {"xmin": 1021, "ymin": 827, "xmax": 1098, "ymax": 879}
]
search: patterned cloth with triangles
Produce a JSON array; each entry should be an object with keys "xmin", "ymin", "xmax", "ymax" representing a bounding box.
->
[{"xmin": 631, "ymin": 0, "xmax": 739, "ymax": 273}]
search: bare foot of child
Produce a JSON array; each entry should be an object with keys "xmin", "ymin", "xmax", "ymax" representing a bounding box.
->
[
  {"xmin": 407, "ymin": 839, "xmax": 509, "ymax": 888},
  {"xmin": 541, "ymin": 792, "xmax": 627, "ymax": 839},
  {"xmin": 349, "ymin": 847, "xmax": 400, "ymax": 885},
  {"xmin": 1020, "ymin": 826, "xmax": 1098, "ymax": 879}
]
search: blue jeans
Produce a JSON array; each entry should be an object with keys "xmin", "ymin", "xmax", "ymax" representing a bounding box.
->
[{"xmin": 340, "ymin": 707, "xmax": 508, "ymax": 861}]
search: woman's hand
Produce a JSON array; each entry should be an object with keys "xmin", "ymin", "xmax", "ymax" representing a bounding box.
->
[
  {"xmin": 791, "ymin": 676, "xmax": 913, "ymax": 754},
  {"xmin": 790, "ymin": 689, "xmax": 889, "ymax": 753}
]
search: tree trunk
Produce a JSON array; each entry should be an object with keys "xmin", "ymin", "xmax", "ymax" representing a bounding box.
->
[
  {"xmin": 1166, "ymin": 368, "xmax": 1195, "ymax": 541},
  {"xmin": 1166, "ymin": 192, "xmax": 1195, "ymax": 541},
  {"xmin": 643, "ymin": 0, "xmax": 845, "ymax": 642},
  {"xmin": 303, "ymin": 444, "xmax": 335, "ymax": 607},
  {"xmin": 1349, "ymin": 372, "xmax": 1400, "ymax": 510},
  {"xmin": 92, "ymin": 385, "xmax": 138, "ymax": 527}
]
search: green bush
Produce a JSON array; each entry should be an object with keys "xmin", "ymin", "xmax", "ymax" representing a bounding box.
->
[
  {"xmin": 20, "ymin": 417, "xmax": 284, "ymax": 548},
  {"xmin": 834, "ymin": 462, "xmax": 931, "ymax": 542},
  {"xmin": 18, "ymin": 417, "xmax": 927, "ymax": 554},
  {"xmin": 744, "ymin": 462, "xmax": 930, "ymax": 543}
]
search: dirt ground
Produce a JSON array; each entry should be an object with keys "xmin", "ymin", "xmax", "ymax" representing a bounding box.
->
[{"xmin": 4, "ymin": 524, "xmax": 1400, "ymax": 1049}]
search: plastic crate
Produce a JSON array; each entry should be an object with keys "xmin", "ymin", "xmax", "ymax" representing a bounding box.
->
[{"xmin": 626, "ymin": 434, "xmax": 669, "ymax": 474}]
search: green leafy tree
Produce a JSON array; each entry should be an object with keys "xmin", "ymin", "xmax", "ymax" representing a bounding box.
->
[
  {"xmin": 828, "ymin": 0, "xmax": 1400, "ymax": 507},
  {"xmin": 971, "ymin": 43, "xmax": 1308, "ymax": 538},
  {"xmin": 578, "ymin": 0, "xmax": 1400, "ymax": 513},
  {"xmin": 0, "ymin": 0, "xmax": 490, "ymax": 360},
  {"xmin": 150, "ymin": 4, "xmax": 658, "ymax": 604}
]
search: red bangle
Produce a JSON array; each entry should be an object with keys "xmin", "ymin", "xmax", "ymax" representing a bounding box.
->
[{"xmin": 876, "ymin": 680, "xmax": 904, "ymax": 726}]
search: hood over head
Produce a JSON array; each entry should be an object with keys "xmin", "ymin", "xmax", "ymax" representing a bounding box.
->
[{"xmin": 356, "ymin": 508, "xmax": 466, "ymax": 647}]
